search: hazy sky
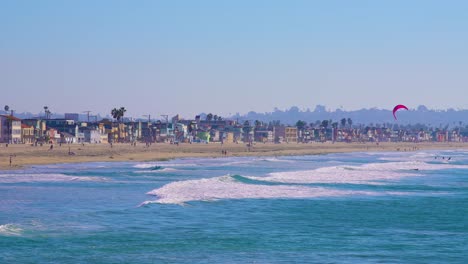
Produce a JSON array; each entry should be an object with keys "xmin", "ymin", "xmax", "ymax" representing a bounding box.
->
[{"xmin": 1, "ymin": 1, "xmax": 467, "ymax": 119}]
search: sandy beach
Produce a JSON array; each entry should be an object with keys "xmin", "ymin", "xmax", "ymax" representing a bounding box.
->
[{"xmin": 0, "ymin": 141, "xmax": 466, "ymax": 170}]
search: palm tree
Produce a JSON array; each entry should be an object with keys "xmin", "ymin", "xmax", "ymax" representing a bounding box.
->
[
  {"xmin": 111, "ymin": 108, "xmax": 119, "ymax": 121},
  {"xmin": 321, "ymin": 120, "xmax": 329, "ymax": 142},
  {"xmin": 255, "ymin": 120, "xmax": 262, "ymax": 128},
  {"xmin": 296, "ymin": 120, "xmax": 306, "ymax": 130},
  {"xmin": 296, "ymin": 120, "xmax": 306, "ymax": 142},
  {"xmin": 44, "ymin": 106, "xmax": 52, "ymax": 119},
  {"xmin": 206, "ymin": 113, "xmax": 213, "ymax": 121},
  {"xmin": 340, "ymin": 118, "xmax": 347, "ymax": 128},
  {"xmin": 243, "ymin": 120, "xmax": 252, "ymax": 142},
  {"xmin": 118, "ymin": 107, "xmax": 126, "ymax": 121},
  {"xmin": 111, "ymin": 107, "xmax": 127, "ymax": 142},
  {"xmin": 111, "ymin": 107, "xmax": 126, "ymax": 122},
  {"xmin": 321, "ymin": 120, "xmax": 329, "ymax": 129},
  {"xmin": 347, "ymin": 118, "xmax": 353, "ymax": 129}
]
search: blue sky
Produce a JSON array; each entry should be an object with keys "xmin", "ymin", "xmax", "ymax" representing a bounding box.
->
[{"xmin": 1, "ymin": 0, "xmax": 467, "ymax": 119}]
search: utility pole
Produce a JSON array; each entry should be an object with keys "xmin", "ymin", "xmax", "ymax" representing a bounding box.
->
[
  {"xmin": 143, "ymin": 114, "xmax": 153, "ymax": 143},
  {"xmin": 143, "ymin": 114, "xmax": 151, "ymax": 123},
  {"xmin": 83, "ymin": 111, "xmax": 92, "ymax": 122},
  {"xmin": 160, "ymin": 115, "xmax": 170, "ymax": 142}
]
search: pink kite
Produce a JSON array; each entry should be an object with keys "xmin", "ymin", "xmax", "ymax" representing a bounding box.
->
[{"xmin": 393, "ymin": 104, "xmax": 408, "ymax": 120}]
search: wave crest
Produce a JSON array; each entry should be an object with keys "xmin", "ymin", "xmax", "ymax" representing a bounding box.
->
[{"xmin": 0, "ymin": 224, "xmax": 23, "ymax": 236}]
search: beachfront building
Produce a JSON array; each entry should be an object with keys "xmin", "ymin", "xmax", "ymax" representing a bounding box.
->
[
  {"xmin": 83, "ymin": 128, "xmax": 102, "ymax": 143},
  {"xmin": 196, "ymin": 131, "xmax": 210, "ymax": 142},
  {"xmin": 209, "ymin": 129, "xmax": 221, "ymax": 142},
  {"xmin": 274, "ymin": 126, "xmax": 298, "ymax": 143},
  {"xmin": 135, "ymin": 121, "xmax": 142, "ymax": 140},
  {"xmin": 21, "ymin": 124, "xmax": 35, "ymax": 144},
  {"xmin": 139, "ymin": 122, "xmax": 154, "ymax": 143},
  {"xmin": 242, "ymin": 123, "xmax": 254, "ymax": 143},
  {"xmin": 174, "ymin": 123, "xmax": 188, "ymax": 142},
  {"xmin": 222, "ymin": 131, "xmax": 234, "ymax": 143},
  {"xmin": 105, "ymin": 123, "xmax": 128, "ymax": 143},
  {"xmin": 45, "ymin": 118, "xmax": 75, "ymax": 128},
  {"xmin": 155, "ymin": 122, "xmax": 174, "ymax": 142},
  {"xmin": 50, "ymin": 128, "xmax": 63, "ymax": 143},
  {"xmin": 22, "ymin": 119, "xmax": 47, "ymax": 142},
  {"xmin": 64, "ymin": 113, "xmax": 80, "ymax": 122},
  {"xmin": 254, "ymin": 130, "xmax": 273, "ymax": 143},
  {"xmin": 60, "ymin": 132, "xmax": 76, "ymax": 144},
  {"xmin": 0, "ymin": 115, "xmax": 22, "ymax": 144}
]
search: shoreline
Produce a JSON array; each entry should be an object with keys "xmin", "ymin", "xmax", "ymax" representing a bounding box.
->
[{"xmin": 0, "ymin": 142, "xmax": 467, "ymax": 170}]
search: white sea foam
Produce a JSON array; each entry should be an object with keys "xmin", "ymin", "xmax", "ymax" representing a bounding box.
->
[
  {"xmin": 141, "ymin": 158, "xmax": 468, "ymax": 205},
  {"xmin": 133, "ymin": 164, "xmax": 161, "ymax": 169},
  {"xmin": 248, "ymin": 161, "xmax": 468, "ymax": 185},
  {"xmin": 221, "ymin": 160, "xmax": 256, "ymax": 166},
  {"xmin": 379, "ymin": 151, "xmax": 468, "ymax": 162},
  {"xmin": 0, "ymin": 224, "xmax": 23, "ymax": 236},
  {"xmin": 143, "ymin": 175, "xmax": 410, "ymax": 205},
  {"xmin": 133, "ymin": 163, "xmax": 198, "ymax": 169},
  {"xmin": 0, "ymin": 173, "xmax": 108, "ymax": 183},
  {"xmin": 258, "ymin": 157, "xmax": 294, "ymax": 163},
  {"xmin": 134, "ymin": 168, "xmax": 178, "ymax": 173}
]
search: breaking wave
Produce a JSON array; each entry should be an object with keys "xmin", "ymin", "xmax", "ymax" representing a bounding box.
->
[
  {"xmin": 142, "ymin": 160, "xmax": 466, "ymax": 205},
  {"xmin": 249, "ymin": 161, "xmax": 468, "ymax": 185},
  {"xmin": 143, "ymin": 174, "xmax": 411, "ymax": 205},
  {"xmin": 0, "ymin": 224, "xmax": 23, "ymax": 236}
]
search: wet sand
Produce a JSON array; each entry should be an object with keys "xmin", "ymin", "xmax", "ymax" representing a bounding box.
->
[{"xmin": 0, "ymin": 142, "xmax": 466, "ymax": 170}]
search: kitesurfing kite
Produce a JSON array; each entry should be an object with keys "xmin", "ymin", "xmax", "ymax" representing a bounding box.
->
[{"xmin": 392, "ymin": 104, "xmax": 408, "ymax": 120}]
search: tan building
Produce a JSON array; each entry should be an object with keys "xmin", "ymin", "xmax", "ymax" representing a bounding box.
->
[
  {"xmin": 274, "ymin": 126, "xmax": 297, "ymax": 143},
  {"xmin": 285, "ymin": 127, "xmax": 297, "ymax": 143},
  {"xmin": 224, "ymin": 132, "xmax": 234, "ymax": 143},
  {"xmin": 21, "ymin": 124, "xmax": 35, "ymax": 144}
]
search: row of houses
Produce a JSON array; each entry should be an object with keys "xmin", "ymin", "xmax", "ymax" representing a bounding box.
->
[{"xmin": 1, "ymin": 114, "xmax": 467, "ymax": 145}]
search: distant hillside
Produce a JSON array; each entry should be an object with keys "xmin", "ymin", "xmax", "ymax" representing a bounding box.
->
[
  {"xmin": 230, "ymin": 105, "xmax": 468, "ymax": 128},
  {"xmin": 2, "ymin": 105, "xmax": 467, "ymax": 128},
  {"xmin": 0, "ymin": 111, "xmax": 104, "ymax": 122}
]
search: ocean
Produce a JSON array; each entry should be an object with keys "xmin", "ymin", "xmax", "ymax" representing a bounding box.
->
[{"xmin": 1, "ymin": 150, "xmax": 467, "ymax": 263}]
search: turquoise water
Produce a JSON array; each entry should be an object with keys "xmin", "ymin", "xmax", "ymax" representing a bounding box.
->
[{"xmin": 1, "ymin": 150, "xmax": 468, "ymax": 263}]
